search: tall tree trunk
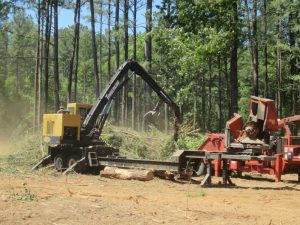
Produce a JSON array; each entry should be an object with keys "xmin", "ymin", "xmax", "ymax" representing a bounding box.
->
[
  {"xmin": 143, "ymin": 0, "xmax": 152, "ymax": 130},
  {"xmin": 207, "ymin": 56, "xmax": 212, "ymax": 132},
  {"xmin": 193, "ymin": 92, "xmax": 197, "ymax": 129},
  {"xmin": 0, "ymin": 33, "xmax": 8, "ymax": 91},
  {"xmin": 145, "ymin": 0, "xmax": 152, "ymax": 66},
  {"xmin": 67, "ymin": 0, "xmax": 80, "ymax": 103},
  {"xmin": 90, "ymin": 0, "xmax": 100, "ymax": 98},
  {"xmin": 34, "ymin": 0, "xmax": 41, "ymax": 129},
  {"xmin": 201, "ymin": 74, "xmax": 206, "ymax": 131},
  {"xmin": 263, "ymin": 0, "xmax": 268, "ymax": 98},
  {"xmin": 224, "ymin": 56, "xmax": 230, "ymax": 120},
  {"xmin": 38, "ymin": 4, "xmax": 44, "ymax": 123},
  {"xmin": 164, "ymin": 103, "xmax": 168, "ymax": 132},
  {"xmin": 132, "ymin": 0, "xmax": 137, "ymax": 129},
  {"xmin": 244, "ymin": 0, "xmax": 258, "ymax": 96},
  {"xmin": 44, "ymin": 1, "xmax": 51, "ymax": 113},
  {"xmin": 53, "ymin": 0, "xmax": 60, "ymax": 111},
  {"xmin": 276, "ymin": 47, "xmax": 282, "ymax": 117},
  {"xmin": 114, "ymin": 0, "xmax": 120, "ymax": 124},
  {"xmin": 98, "ymin": 0, "xmax": 103, "ymax": 92},
  {"xmin": 16, "ymin": 57, "xmax": 20, "ymax": 97},
  {"xmin": 74, "ymin": 1, "xmax": 81, "ymax": 102},
  {"xmin": 276, "ymin": 17, "xmax": 282, "ymax": 118},
  {"xmin": 217, "ymin": 55, "xmax": 222, "ymax": 132},
  {"xmin": 122, "ymin": 0, "xmax": 129, "ymax": 126},
  {"xmin": 230, "ymin": 0, "xmax": 238, "ymax": 116},
  {"xmin": 115, "ymin": 0, "xmax": 119, "ymax": 69},
  {"xmin": 161, "ymin": 1, "xmax": 172, "ymax": 133},
  {"xmin": 252, "ymin": 0, "xmax": 258, "ymax": 96},
  {"xmin": 289, "ymin": 12, "xmax": 297, "ymax": 115},
  {"xmin": 107, "ymin": 0, "xmax": 111, "ymax": 82}
]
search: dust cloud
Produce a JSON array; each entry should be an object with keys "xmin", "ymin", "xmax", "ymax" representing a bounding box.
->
[
  {"xmin": 0, "ymin": 135, "xmax": 12, "ymax": 157},
  {"xmin": 0, "ymin": 99, "xmax": 29, "ymax": 157}
]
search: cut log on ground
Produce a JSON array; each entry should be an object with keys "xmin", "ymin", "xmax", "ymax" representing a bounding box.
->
[{"xmin": 100, "ymin": 167, "xmax": 154, "ymax": 181}]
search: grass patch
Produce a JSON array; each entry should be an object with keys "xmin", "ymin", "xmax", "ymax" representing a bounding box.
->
[
  {"xmin": 188, "ymin": 190, "xmax": 207, "ymax": 198},
  {"xmin": 10, "ymin": 183, "xmax": 37, "ymax": 201}
]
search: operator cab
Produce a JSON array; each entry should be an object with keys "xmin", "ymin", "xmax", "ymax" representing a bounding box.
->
[
  {"xmin": 225, "ymin": 96, "xmax": 279, "ymax": 154},
  {"xmin": 243, "ymin": 96, "xmax": 279, "ymax": 144},
  {"xmin": 67, "ymin": 103, "xmax": 92, "ymax": 123},
  {"xmin": 248, "ymin": 96, "xmax": 278, "ymax": 133}
]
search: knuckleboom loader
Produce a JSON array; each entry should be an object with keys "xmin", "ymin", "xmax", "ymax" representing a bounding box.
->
[{"xmin": 34, "ymin": 60, "xmax": 181, "ymax": 172}]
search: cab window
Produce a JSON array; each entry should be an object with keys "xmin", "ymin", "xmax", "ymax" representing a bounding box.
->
[
  {"xmin": 79, "ymin": 108, "xmax": 89, "ymax": 121},
  {"xmin": 68, "ymin": 107, "xmax": 75, "ymax": 114}
]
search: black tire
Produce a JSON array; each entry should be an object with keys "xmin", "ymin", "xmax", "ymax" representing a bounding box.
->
[
  {"xmin": 67, "ymin": 155, "xmax": 79, "ymax": 168},
  {"xmin": 67, "ymin": 155, "xmax": 87, "ymax": 173},
  {"xmin": 54, "ymin": 154, "xmax": 66, "ymax": 171},
  {"xmin": 89, "ymin": 166, "xmax": 101, "ymax": 175}
]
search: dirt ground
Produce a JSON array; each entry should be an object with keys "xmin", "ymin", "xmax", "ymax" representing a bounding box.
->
[{"xmin": 0, "ymin": 170, "xmax": 300, "ymax": 225}]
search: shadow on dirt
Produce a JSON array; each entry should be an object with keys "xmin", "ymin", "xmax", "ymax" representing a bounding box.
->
[{"xmin": 191, "ymin": 182, "xmax": 300, "ymax": 191}]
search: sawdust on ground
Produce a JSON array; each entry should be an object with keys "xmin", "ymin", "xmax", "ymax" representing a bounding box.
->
[{"xmin": 0, "ymin": 171, "xmax": 299, "ymax": 225}]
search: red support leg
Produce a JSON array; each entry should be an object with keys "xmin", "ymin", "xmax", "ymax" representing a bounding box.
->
[
  {"xmin": 275, "ymin": 154, "xmax": 282, "ymax": 182},
  {"xmin": 214, "ymin": 159, "xmax": 221, "ymax": 177}
]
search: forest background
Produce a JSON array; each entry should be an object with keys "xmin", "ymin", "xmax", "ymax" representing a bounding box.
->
[{"xmin": 0, "ymin": 0, "xmax": 299, "ymax": 140}]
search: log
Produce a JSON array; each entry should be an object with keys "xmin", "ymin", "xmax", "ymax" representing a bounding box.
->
[
  {"xmin": 100, "ymin": 167, "xmax": 154, "ymax": 181},
  {"xmin": 153, "ymin": 170, "xmax": 175, "ymax": 180}
]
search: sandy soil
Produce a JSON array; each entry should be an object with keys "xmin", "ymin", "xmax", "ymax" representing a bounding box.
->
[{"xmin": 0, "ymin": 170, "xmax": 300, "ymax": 225}]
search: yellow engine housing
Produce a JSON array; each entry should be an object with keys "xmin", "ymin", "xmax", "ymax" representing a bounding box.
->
[
  {"xmin": 42, "ymin": 103, "xmax": 92, "ymax": 146},
  {"xmin": 43, "ymin": 113, "xmax": 81, "ymax": 146}
]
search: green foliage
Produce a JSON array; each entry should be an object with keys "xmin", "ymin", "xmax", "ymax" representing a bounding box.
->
[
  {"xmin": 160, "ymin": 138, "xmax": 178, "ymax": 159},
  {"xmin": 0, "ymin": 0, "xmax": 13, "ymax": 25},
  {"xmin": 177, "ymin": 134, "xmax": 206, "ymax": 150},
  {"xmin": 102, "ymin": 124, "xmax": 173, "ymax": 160},
  {"xmin": 104, "ymin": 133, "xmax": 123, "ymax": 148}
]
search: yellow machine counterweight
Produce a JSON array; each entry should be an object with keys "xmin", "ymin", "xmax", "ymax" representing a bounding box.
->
[{"xmin": 42, "ymin": 103, "xmax": 92, "ymax": 146}]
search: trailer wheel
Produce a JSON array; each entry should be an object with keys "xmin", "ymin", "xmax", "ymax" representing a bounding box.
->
[
  {"xmin": 54, "ymin": 154, "xmax": 66, "ymax": 171},
  {"xmin": 67, "ymin": 155, "xmax": 86, "ymax": 173},
  {"xmin": 67, "ymin": 155, "xmax": 79, "ymax": 168}
]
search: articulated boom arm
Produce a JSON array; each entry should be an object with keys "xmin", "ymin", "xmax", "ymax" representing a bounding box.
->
[
  {"xmin": 81, "ymin": 60, "xmax": 181, "ymax": 139},
  {"xmin": 278, "ymin": 115, "xmax": 300, "ymax": 127},
  {"xmin": 278, "ymin": 115, "xmax": 300, "ymax": 136}
]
